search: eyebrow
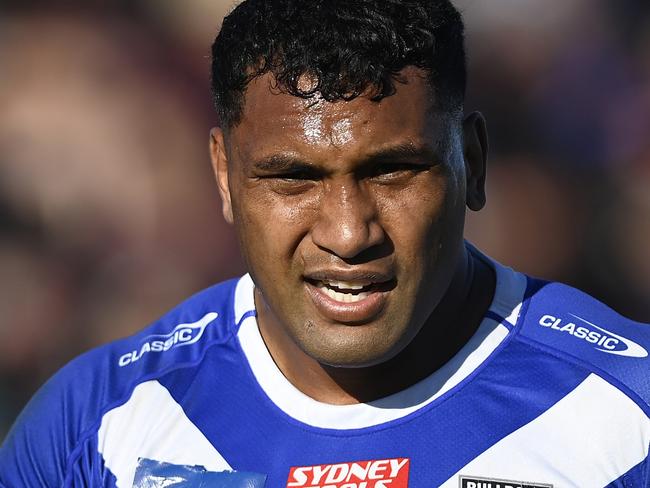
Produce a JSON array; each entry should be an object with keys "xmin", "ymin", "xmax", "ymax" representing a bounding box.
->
[
  {"xmin": 250, "ymin": 141, "xmax": 440, "ymax": 173},
  {"xmin": 252, "ymin": 154, "xmax": 316, "ymax": 173},
  {"xmin": 361, "ymin": 141, "xmax": 439, "ymax": 165}
]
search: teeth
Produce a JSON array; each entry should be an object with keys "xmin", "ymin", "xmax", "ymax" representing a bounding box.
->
[
  {"xmin": 319, "ymin": 279, "xmax": 371, "ymax": 290},
  {"xmin": 319, "ymin": 285, "xmax": 371, "ymax": 303}
]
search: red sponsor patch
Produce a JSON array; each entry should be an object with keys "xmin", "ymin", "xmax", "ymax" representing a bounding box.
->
[{"xmin": 286, "ymin": 458, "xmax": 410, "ymax": 488}]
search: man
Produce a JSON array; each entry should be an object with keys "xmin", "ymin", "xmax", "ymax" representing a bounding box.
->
[{"xmin": 1, "ymin": 0, "xmax": 649, "ymax": 486}]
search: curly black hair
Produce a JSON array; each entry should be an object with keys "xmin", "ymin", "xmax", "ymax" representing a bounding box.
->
[{"xmin": 211, "ymin": 0, "xmax": 466, "ymax": 128}]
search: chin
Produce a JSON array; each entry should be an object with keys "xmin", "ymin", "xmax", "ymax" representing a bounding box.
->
[{"xmin": 303, "ymin": 336, "xmax": 402, "ymax": 369}]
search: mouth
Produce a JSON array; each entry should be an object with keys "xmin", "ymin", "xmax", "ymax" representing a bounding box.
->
[
  {"xmin": 303, "ymin": 273, "xmax": 396, "ymax": 323},
  {"xmin": 307, "ymin": 278, "xmax": 394, "ymax": 302}
]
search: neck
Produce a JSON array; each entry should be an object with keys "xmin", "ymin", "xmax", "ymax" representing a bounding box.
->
[{"xmin": 255, "ymin": 246, "xmax": 496, "ymax": 404}]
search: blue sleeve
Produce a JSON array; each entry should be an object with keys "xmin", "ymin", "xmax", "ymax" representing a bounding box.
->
[
  {"xmin": 518, "ymin": 281, "xmax": 650, "ymax": 408},
  {"xmin": 0, "ymin": 369, "xmax": 79, "ymax": 486},
  {"xmin": 0, "ymin": 350, "xmax": 114, "ymax": 487}
]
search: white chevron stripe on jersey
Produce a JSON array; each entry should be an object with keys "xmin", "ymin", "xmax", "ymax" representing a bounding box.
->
[
  {"xmin": 97, "ymin": 380, "xmax": 231, "ymax": 487},
  {"xmin": 440, "ymin": 373, "xmax": 650, "ymax": 488}
]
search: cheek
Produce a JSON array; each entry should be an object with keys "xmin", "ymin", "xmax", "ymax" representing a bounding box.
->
[
  {"xmin": 236, "ymin": 189, "xmax": 320, "ymax": 260},
  {"xmin": 377, "ymin": 177, "xmax": 465, "ymax": 282},
  {"xmin": 378, "ymin": 180, "xmax": 449, "ymax": 245}
]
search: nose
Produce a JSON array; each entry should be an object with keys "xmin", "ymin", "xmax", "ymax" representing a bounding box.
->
[{"xmin": 311, "ymin": 180, "xmax": 385, "ymax": 259}]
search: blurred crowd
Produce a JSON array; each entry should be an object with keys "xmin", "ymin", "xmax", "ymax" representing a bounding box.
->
[{"xmin": 0, "ymin": 0, "xmax": 648, "ymax": 439}]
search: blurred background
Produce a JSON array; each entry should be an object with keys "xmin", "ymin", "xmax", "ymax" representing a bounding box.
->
[{"xmin": 0, "ymin": 0, "xmax": 648, "ymax": 440}]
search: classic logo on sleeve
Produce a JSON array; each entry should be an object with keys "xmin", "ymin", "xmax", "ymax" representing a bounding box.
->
[
  {"xmin": 118, "ymin": 312, "xmax": 218, "ymax": 366},
  {"xmin": 286, "ymin": 458, "xmax": 409, "ymax": 488},
  {"xmin": 538, "ymin": 313, "xmax": 648, "ymax": 358}
]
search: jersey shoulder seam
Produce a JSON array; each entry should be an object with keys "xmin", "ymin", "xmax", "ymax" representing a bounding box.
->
[{"xmin": 515, "ymin": 333, "xmax": 650, "ymax": 416}]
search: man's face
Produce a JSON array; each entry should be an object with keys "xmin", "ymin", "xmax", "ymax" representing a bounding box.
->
[{"xmin": 213, "ymin": 68, "xmax": 484, "ymax": 368}]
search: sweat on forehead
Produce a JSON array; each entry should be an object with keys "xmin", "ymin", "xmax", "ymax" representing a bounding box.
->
[
  {"xmin": 222, "ymin": 70, "xmax": 458, "ymax": 176},
  {"xmin": 227, "ymin": 69, "xmax": 443, "ymax": 150}
]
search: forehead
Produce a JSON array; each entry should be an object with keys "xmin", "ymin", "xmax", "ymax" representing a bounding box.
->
[{"xmin": 227, "ymin": 69, "xmax": 451, "ymax": 161}]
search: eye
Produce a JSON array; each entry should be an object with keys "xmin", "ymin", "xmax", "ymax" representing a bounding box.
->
[
  {"xmin": 276, "ymin": 169, "xmax": 318, "ymax": 181},
  {"xmin": 259, "ymin": 169, "xmax": 321, "ymax": 195},
  {"xmin": 368, "ymin": 162, "xmax": 428, "ymax": 182}
]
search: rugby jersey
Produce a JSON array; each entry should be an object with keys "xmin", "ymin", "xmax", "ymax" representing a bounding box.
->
[{"xmin": 1, "ymin": 248, "xmax": 649, "ymax": 487}]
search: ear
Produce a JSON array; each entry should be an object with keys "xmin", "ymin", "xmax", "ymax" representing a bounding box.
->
[
  {"xmin": 209, "ymin": 127, "xmax": 234, "ymax": 224},
  {"xmin": 462, "ymin": 111, "xmax": 488, "ymax": 211}
]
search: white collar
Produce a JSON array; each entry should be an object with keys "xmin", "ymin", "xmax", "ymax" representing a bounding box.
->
[{"xmin": 235, "ymin": 251, "xmax": 526, "ymax": 430}]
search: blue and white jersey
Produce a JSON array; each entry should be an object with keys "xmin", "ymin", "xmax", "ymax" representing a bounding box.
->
[{"xmin": 1, "ymin": 249, "xmax": 650, "ymax": 488}]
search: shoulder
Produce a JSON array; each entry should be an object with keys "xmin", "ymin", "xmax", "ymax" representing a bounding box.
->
[
  {"xmin": 516, "ymin": 278, "xmax": 650, "ymax": 410},
  {"xmin": 0, "ymin": 276, "xmax": 243, "ymax": 487},
  {"xmin": 71, "ymin": 274, "xmax": 241, "ymax": 400}
]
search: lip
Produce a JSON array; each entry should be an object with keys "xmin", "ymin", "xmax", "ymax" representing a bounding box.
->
[
  {"xmin": 303, "ymin": 271, "xmax": 395, "ymax": 324},
  {"xmin": 304, "ymin": 269, "xmax": 394, "ymax": 284}
]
